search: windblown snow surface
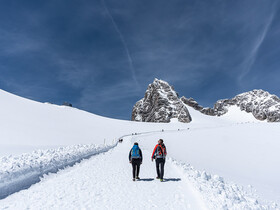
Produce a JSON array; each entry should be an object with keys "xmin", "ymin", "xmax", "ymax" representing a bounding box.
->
[{"xmin": 0, "ymin": 89, "xmax": 279, "ymax": 209}]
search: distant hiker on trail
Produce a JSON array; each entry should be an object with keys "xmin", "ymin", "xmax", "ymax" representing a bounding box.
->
[
  {"xmin": 151, "ymin": 139, "xmax": 167, "ymax": 182},
  {"xmin": 129, "ymin": 142, "xmax": 143, "ymax": 181}
]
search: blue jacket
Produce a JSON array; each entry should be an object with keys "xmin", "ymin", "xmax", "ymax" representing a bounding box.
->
[{"xmin": 129, "ymin": 145, "xmax": 143, "ymax": 161}]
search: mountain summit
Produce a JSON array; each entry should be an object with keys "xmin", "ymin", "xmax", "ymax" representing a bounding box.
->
[
  {"xmin": 132, "ymin": 79, "xmax": 280, "ymax": 123},
  {"xmin": 182, "ymin": 89, "xmax": 280, "ymax": 122},
  {"xmin": 131, "ymin": 79, "xmax": 192, "ymax": 123}
]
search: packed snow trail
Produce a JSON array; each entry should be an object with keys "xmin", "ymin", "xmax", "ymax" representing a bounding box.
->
[
  {"xmin": 0, "ymin": 143, "xmax": 117, "ymax": 199},
  {"xmin": 0, "ymin": 138, "xmax": 206, "ymax": 209}
]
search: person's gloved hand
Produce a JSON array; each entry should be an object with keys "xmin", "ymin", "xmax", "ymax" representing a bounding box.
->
[
  {"xmin": 151, "ymin": 158, "xmax": 154, "ymax": 162},
  {"xmin": 129, "ymin": 161, "xmax": 132, "ymax": 163}
]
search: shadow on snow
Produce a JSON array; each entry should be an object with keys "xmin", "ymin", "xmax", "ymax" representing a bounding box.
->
[
  {"xmin": 138, "ymin": 178, "xmax": 154, "ymax": 181},
  {"xmin": 163, "ymin": 178, "xmax": 181, "ymax": 182},
  {"xmin": 138, "ymin": 178, "xmax": 181, "ymax": 182}
]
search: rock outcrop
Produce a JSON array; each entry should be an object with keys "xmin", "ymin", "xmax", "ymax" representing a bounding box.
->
[
  {"xmin": 131, "ymin": 79, "xmax": 192, "ymax": 123},
  {"xmin": 225, "ymin": 90, "xmax": 280, "ymax": 122},
  {"xmin": 132, "ymin": 79, "xmax": 280, "ymax": 123},
  {"xmin": 181, "ymin": 97, "xmax": 216, "ymax": 116},
  {"xmin": 181, "ymin": 90, "xmax": 280, "ymax": 122}
]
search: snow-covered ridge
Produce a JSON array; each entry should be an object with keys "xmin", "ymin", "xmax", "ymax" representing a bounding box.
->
[
  {"xmin": 131, "ymin": 78, "xmax": 191, "ymax": 123},
  {"xmin": 0, "ymin": 143, "xmax": 116, "ymax": 199},
  {"xmin": 184, "ymin": 89, "xmax": 280, "ymax": 122},
  {"xmin": 132, "ymin": 79, "xmax": 280, "ymax": 122}
]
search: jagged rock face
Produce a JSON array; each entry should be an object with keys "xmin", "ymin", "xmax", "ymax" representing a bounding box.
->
[
  {"xmin": 201, "ymin": 107, "xmax": 216, "ymax": 116},
  {"xmin": 181, "ymin": 97, "xmax": 216, "ymax": 116},
  {"xmin": 181, "ymin": 90, "xmax": 280, "ymax": 122},
  {"xmin": 181, "ymin": 96, "xmax": 233, "ymax": 116},
  {"xmin": 230, "ymin": 90, "xmax": 280, "ymax": 122},
  {"xmin": 131, "ymin": 79, "xmax": 192, "ymax": 123},
  {"xmin": 181, "ymin": 97, "xmax": 203, "ymax": 111},
  {"xmin": 132, "ymin": 79, "xmax": 280, "ymax": 123},
  {"xmin": 212, "ymin": 99, "xmax": 235, "ymax": 116}
]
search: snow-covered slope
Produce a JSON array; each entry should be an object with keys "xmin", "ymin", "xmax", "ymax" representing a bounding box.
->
[
  {"xmin": 138, "ymin": 122, "xmax": 280, "ymax": 203},
  {"xmin": 0, "ymin": 88, "xmax": 280, "ymax": 209},
  {"xmin": 185, "ymin": 104, "xmax": 259, "ymax": 125},
  {"xmin": 0, "ymin": 89, "xmax": 189, "ymax": 154}
]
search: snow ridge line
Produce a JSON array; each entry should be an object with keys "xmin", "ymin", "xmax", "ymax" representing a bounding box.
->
[
  {"xmin": 170, "ymin": 159, "xmax": 279, "ymax": 210},
  {"xmin": 130, "ymin": 121, "xmax": 261, "ymax": 137},
  {"xmin": 0, "ymin": 143, "xmax": 117, "ymax": 200}
]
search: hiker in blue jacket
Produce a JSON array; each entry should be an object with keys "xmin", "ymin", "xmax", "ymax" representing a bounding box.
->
[{"xmin": 129, "ymin": 142, "xmax": 143, "ymax": 181}]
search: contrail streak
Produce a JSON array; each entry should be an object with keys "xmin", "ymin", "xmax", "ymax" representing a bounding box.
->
[
  {"xmin": 101, "ymin": 0, "xmax": 140, "ymax": 88},
  {"xmin": 239, "ymin": 9, "xmax": 275, "ymax": 82}
]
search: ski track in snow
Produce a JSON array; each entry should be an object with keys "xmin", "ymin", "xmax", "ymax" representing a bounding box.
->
[{"xmin": 0, "ymin": 138, "xmax": 206, "ymax": 210}]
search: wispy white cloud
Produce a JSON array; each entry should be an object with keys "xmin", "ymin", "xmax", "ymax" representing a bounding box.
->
[
  {"xmin": 238, "ymin": 9, "xmax": 275, "ymax": 82},
  {"xmin": 1, "ymin": 0, "xmax": 280, "ymax": 119},
  {"xmin": 0, "ymin": 29, "xmax": 45, "ymax": 55},
  {"xmin": 101, "ymin": 0, "xmax": 140, "ymax": 88}
]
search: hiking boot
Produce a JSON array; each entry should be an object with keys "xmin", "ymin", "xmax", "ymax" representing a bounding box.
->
[
  {"xmin": 133, "ymin": 178, "xmax": 136, "ymax": 181},
  {"xmin": 136, "ymin": 177, "xmax": 140, "ymax": 180},
  {"xmin": 160, "ymin": 179, "xmax": 163, "ymax": 182},
  {"xmin": 156, "ymin": 177, "xmax": 160, "ymax": 179}
]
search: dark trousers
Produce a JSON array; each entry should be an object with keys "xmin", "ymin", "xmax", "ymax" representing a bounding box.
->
[
  {"xmin": 131, "ymin": 159, "xmax": 141, "ymax": 178},
  {"xmin": 156, "ymin": 158, "xmax": 165, "ymax": 179}
]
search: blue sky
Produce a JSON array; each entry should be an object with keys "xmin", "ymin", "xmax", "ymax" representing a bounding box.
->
[{"xmin": 0, "ymin": 0, "xmax": 279, "ymax": 119}]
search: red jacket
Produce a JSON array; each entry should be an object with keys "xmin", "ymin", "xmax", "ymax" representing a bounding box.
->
[{"xmin": 152, "ymin": 144, "xmax": 167, "ymax": 159}]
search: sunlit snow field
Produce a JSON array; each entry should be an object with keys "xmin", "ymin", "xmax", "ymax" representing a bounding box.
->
[{"xmin": 0, "ymin": 89, "xmax": 279, "ymax": 208}]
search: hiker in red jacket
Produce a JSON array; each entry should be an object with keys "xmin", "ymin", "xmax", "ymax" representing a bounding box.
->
[{"xmin": 151, "ymin": 139, "xmax": 167, "ymax": 182}]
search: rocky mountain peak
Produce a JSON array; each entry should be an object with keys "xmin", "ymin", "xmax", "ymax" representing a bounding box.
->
[
  {"xmin": 132, "ymin": 79, "xmax": 280, "ymax": 123},
  {"xmin": 182, "ymin": 89, "xmax": 280, "ymax": 122},
  {"xmin": 230, "ymin": 89, "xmax": 280, "ymax": 121},
  {"xmin": 131, "ymin": 79, "xmax": 192, "ymax": 123}
]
